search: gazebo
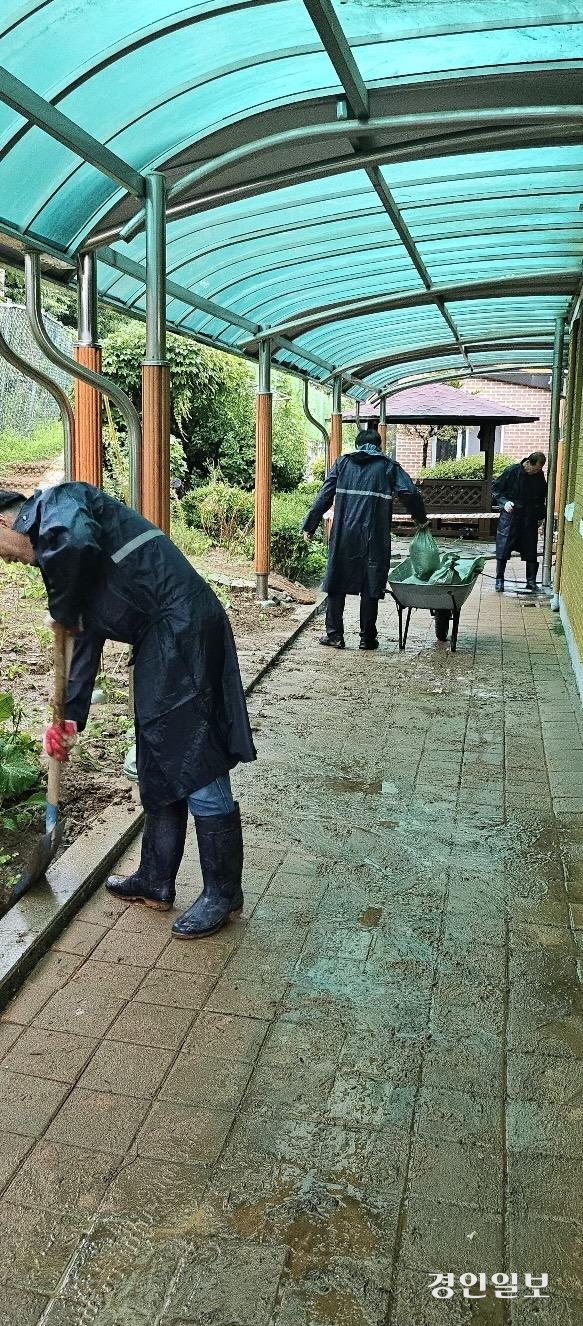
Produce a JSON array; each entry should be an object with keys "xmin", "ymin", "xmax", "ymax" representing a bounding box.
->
[{"xmin": 343, "ymin": 383, "xmax": 538, "ymax": 533}]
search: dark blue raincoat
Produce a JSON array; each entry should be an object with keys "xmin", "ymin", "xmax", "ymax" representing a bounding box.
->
[
  {"xmin": 14, "ymin": 483, "xmax": 256, "ymax": 808},
  {"xmin": 302, "ymin": 446, "xmax": 426, "ymax": 598},
  {"xmin": 493, "ymin": 460, "xmax": 547, "ymax": 562}
]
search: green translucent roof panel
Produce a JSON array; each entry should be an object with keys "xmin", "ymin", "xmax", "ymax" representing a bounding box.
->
[{"xmin": 1, "ymin": 2, "xmax": 583, "ymax": 394}]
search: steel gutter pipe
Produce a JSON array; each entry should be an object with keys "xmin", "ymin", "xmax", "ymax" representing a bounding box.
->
[
  {"xmin": 542, "ymin": 314, "xmax": 566, "ymax": 587},
  {"xmin": 0, "ymin": 319, "xmax": 74, "ymax": 481},
  {"xmin": 24, "ymin": 251, "xmax": 142, "ymax": 508}
]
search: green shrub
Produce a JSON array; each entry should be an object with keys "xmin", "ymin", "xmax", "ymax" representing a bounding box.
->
[
  {"xmin": 269, "ymin": 491, "xmax": 326, "ymax": 582},
  {"xmin": 418, "ymin": 454, "xmax": 513, "ymax": 480},
  {"xmin": 0, "ymin": 692, "xmax": 40, "ymax": 826},
  {"xmin": 311, "ymin": 457, "xmax": 326, "ymax": 484},
  {"xmin": 180, "ymin": 471, "xmax": 254, "ymax": 545}
]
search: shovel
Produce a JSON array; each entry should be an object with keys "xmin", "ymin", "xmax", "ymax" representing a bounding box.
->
[{"xmin": 11, "ymin": 624, "xmax": 74, "ymax": 902}]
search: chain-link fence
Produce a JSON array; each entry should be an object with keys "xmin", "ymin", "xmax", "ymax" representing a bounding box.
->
[{"xmin": 0, "ymin": 302, "xmax": 75, "ymax": 435}]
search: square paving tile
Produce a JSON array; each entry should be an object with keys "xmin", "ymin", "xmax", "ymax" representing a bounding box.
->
[
  {"xmin": 206, "ymin": 976, "xmax": 289, "ymax": 1019},
  {"xmin": 78, "ymin": 1039, "xmax": 175, "ymax": 1099},
  {"xmin": 133, "ymin": 968, "xmax": 217, "ymax": 1009},
  {"xmin": 52, "ymin": 920, "xmax": 108, "ymax": 958},
  {"xmin": 1, "ymin": 1027, "xmax": 97, "ymax": 1084},
  {"xmin": 164, "ymin": 1238, "xmax": 287, "ymax": 1325},
  {"xmin": 188, "ymin": 1010, "xmax": 270, "ymax": 1062},
  {"xmin": 415, "ymin": 1086, "xmax": 502, "ymax": 1152},
  {"xmin": 71, "ymin": 961, "xmax": 149, "ymax": 1000},
  {"xmin": 409, "ymin": 1137, "xmax": 503, "ymax": 1214},
  {"xmin": 100, "ymin": 1156, "xmax": 208, "ymax": 1223},
  {"xmin": 45, "ymin": 1217, "xmax": 183, "ymax": 1324},
  {"xmin": 400, "ymin": 1196, "xmax": 504, "ymax": 1273},
  {"xmin": 0, "ymin": 1203, "xmax": 89, "ymax": 1293},
  {"xmin": 509, "ymin": 1214, "xmax": 583, "ymax": 1300},
  {"xmin": 33, "ymin": 985, "xmax": 126, "ymax": 1039},
  {"xmin": 393, "ymin": 1265, "xmax": 504, "ymax": 1326},
  {"xmin": 160, "ymin": 1051, "xmax": 253, "ymax": 1110},
  {"xmin": 105, "ymin": 999, "xmax": 195, "ymax": 1050},
  {"xmin": 4, "ymin": 1140, "xmax": 120, "ymax": 1213},
  {"xmin": 0, "ymin": 1071, "xmax": 70, "ymax": 1138},
  {"xmin": 506, "ymin": 1099, "xmax": 583, "ymax": 1158},
  {"xmin": 0, "ymin": 1286, "xmax": 47, "ymax": 1326},
  {"xmin": 90, "ymin": 924, "xmax": 169, "ymax": 969},
  {"xmin": 136, "ymin": 1100, "xmax": 234, "ymax": 1166},
  {"xmin": 46, "ymin": 1087, "xmax": 149, "ymax": 1155},
  {"xmin": 0, "ymin": 954, "xmax": 83, "ymax": 1027}
]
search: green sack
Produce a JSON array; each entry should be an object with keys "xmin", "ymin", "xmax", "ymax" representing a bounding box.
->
[{"xmin": 409, "ymin": 527, "xmax": 440, "ymax": 579}]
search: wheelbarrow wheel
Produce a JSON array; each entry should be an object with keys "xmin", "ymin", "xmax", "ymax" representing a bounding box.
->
[{"xmin": 434, "ymin": 608, "xmax": 451, "ymax": 641}]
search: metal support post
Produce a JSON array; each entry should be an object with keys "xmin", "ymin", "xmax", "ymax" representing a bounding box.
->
[
  {"xmin": 25, "ymin": 251, "xmax": 141, "ymax": 506},
  {"xmin": 142, "ymin": 172, "xmax": 170, "ymax": 532},
  {"xmin": 379, "ymin": 395, "xmax": 387, "ymax": 452},
  {"xmin": 543, "ymin": 315, "xmax": 566, "ymax": 586},
  {"xmin": 552, "ymin": 319, "xmax": 582, "ymax": 608},
  {"xmin": 255, "ymin": 339, "xmax": 272, "ymax": 601},
  {"xmin": 75, "ymin": 251, "xmax": 102, "ymax": 487},
  {"xmin": 330, "ymin": 375, "xmax": 343, "ymax": 469},
  {"xmin": 302, "ymin": 379, "xmax": 329, "ymax": 474}
]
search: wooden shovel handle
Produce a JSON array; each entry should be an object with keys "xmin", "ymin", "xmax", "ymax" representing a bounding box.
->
[
  {"xmin": 47, "ymin": 625, "xmax": 75, "ymax": 812},
  {"xmin": 52, "ymin": 624, "xmax": 74, "ymax": 726}
]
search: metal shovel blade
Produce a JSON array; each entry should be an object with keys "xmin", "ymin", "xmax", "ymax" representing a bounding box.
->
[{"xmin": 10, "ymin": 819, "xmax": 64, "ymax": 903}]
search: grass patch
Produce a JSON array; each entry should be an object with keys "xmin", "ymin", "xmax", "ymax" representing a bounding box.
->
[{"xmin": 0, "ymin": 421, "xmax": 63, "ymax": 470}]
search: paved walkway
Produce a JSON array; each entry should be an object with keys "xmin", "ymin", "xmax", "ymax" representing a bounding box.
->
[{"xmin": 0, "ymin": 559, "xmax": 582, "ymax": 1324}]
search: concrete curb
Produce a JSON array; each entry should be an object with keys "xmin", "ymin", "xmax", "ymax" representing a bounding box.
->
[{"xmin": 0, "ymin": 594, "xmax": 324, "ymax": 1009}]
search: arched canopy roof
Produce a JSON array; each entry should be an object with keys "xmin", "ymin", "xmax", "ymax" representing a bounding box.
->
[{"xmin": 1, "ymin": 1, "xmax": 583, "ymax": 396}]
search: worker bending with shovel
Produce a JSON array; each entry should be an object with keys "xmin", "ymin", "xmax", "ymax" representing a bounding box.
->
[
  {"xmin": 0, "ymin": 484, "xmax": 256, "ymax": 938},
  {"xmin": 302, "ymin": 425, "xmax": 429, "ymax": 648}
]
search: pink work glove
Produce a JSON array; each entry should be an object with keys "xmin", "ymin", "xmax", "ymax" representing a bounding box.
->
[{"xmin": 43, "ymin": 721, "xmax": 77, "ymax": 762}]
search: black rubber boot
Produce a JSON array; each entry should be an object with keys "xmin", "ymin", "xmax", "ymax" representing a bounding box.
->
[
  {"xmin": 106, "ymin": 801, "xmax": 188, "ymax": 910},
  {"xmin": 495, "ymin": 558, "xmax": 506, "ymax": 592},
  {"xmin": 525, "ymin": 560, "xmax": 539, "ymax": 591},
  {"xmin": 172, "ymin": 803, "xmax": 244, "ymax": 939},
  {"xmin": 359, "ymin": 637, "xmax": 379, "ymax": 650}
]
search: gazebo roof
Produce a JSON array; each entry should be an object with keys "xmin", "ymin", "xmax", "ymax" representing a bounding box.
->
[{"xmin": 342, "ymin": 382, "xmax": 538, "ymax": 425}]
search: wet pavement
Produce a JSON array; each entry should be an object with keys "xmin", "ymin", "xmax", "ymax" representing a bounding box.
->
[{"xmin": 0, "ymin": 558, "xmax": 582, "ymax": 1324}]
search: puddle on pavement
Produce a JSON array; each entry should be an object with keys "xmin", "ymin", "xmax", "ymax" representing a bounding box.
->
[{"xmin": 359, "ymin": 907, "xmax": 383, "ymax": 928}]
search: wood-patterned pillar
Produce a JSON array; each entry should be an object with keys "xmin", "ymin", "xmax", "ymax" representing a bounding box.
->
[
  {"xmin": 141, "ymin": 363, "xmax": 170, "ymax": 533},
  {"xmin": 329, "ymin": 375, "xmax": 343, "ymax": 468},
  {"xmin": 75, "ymin": 253, "xmax": 102, "ymax": 487},
  {"xmin": 74, "ymin": 345, "xmax": 102, "ymax": 486},
  {"xmin": 255, "ymin": 339, "xmax": 272, "ymax": 600}
]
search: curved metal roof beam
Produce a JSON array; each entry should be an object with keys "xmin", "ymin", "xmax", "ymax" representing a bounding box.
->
[
  {"xmin": 331, "ymin": 336, "xmax": 558, "ymax": 381},
  {"xmin": 117, "ymin": 106, "xmax": 583, "ymax": 242},
  {"xmin": 364, "ymin": 365, "xmax": 551, "ymax": 402},
  {"xmin": 245, "ymin": 272, "xmax": 578, "ymax": 346}
]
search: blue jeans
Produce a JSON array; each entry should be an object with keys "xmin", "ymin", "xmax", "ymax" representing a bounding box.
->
[{"xmin": 188, "ymin": 773, "xmax": 234, "ymax": 818}]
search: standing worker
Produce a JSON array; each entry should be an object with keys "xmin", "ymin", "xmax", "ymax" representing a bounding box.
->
[
  {"xmin": 493, "ymin": 452, "xmax": 547, "ymax": 592},
  {"xmin": 0, "ymin": 483, "xmax": 256, "ymax": 939},
  {"xmin": 302, "ymin": 423, "xmax": 428, "ymax": 649}
]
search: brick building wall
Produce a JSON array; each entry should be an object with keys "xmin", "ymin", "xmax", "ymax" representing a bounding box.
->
[
  {"xmin": 393, "ymin": 377, "xmax": 552, "ymax": 477},
  {"xmin": 458, "ymin": 378, "xmax": 552, "ymax": 462}
]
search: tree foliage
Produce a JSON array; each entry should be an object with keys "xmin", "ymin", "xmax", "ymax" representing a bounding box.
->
[{"xmin": 102, "ymin": 324, "xmax": 308, "ymax": 491}]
